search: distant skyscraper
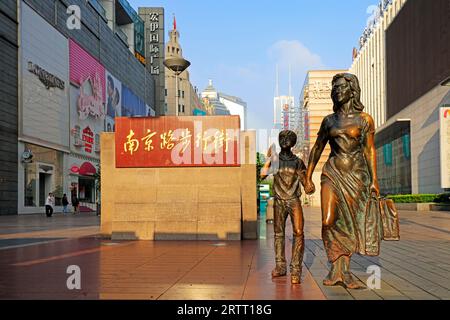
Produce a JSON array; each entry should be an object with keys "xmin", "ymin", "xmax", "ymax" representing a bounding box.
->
[
  {"xmin": 273, "ymin": 65, "xmax": 296, "ymax": 133},
  {"xmin": 219, "ymin": 93, "xmax": 247, "ymax": 129},
  {"xmin": 201, "ymin": 80, "xmax": 230, "ymax": 116}
]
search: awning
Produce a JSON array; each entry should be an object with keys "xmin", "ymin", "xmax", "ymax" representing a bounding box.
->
[{"xmin": 79, "ymin": 162, "xmax": 97, "ymax": 176}]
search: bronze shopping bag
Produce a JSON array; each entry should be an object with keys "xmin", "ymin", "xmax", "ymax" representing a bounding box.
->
[
  {"xmin": 380, "ymin": 198, "xmax": 400, "ymax": 241},
  {"xmin": 365, "ymin": 195, "xmax": 382, "ymax": 256}
]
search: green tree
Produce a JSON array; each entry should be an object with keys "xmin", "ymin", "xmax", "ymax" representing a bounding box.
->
[{"xmin": 256, "ymin": 152, "xmax": 265, "ymax": 185}]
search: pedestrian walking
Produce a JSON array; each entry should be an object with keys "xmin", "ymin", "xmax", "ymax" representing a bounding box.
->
[
  {"xmin": 45, "ymin": 192, "xmax": 54, "ymax": 217},
  {"xmin": 72, "ymin": 194, "xmax": 79, "ymax": 214},
  {"xmin": 62, "ymin": 193, "xmax": 69, "ymax": 215}
]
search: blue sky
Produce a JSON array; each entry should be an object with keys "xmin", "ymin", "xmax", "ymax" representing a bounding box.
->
[{"xmin": 129, "ymin": 0, "xmax": 379, "ymax": 130}]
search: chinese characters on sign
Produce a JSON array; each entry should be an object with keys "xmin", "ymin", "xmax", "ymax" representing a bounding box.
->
[
  {"xmin": 116, "ymin": 116, "xmax": 241, "ymax": 167},
  {"xmin": 148, "ymin": 12, "xmax": 160, "ymax": 75},
  {"xmin": 124, "ymin": 129, "xmax": 233, "ymax": 155},
  {"xmin": 307, "ymin": 80, "xmax": 332, "ymax": 99},
  {"xmin": 359, "ymin": 0, "xmax": 393, "ymax": 49},
  {"xmin": 82, "ymin": 126, "xmax": 94, "ymax": 153}
]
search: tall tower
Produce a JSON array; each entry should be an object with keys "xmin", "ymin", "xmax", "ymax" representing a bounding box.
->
[
  {"xmin": 273, "ymin": 65, "xmax": 282, "ymax": 129},
  {"xmin": 273, "ymin": 65, "xmax": 294, "ymax": 131},
  {"xmin": 164, "ymin": 16, "xmax": 195, "ymax": 116}
]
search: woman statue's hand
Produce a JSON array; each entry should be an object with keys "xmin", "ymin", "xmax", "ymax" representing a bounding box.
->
[
  {"xmin": 370, "ymin": 180, "xmax": 380, "ymax": 197},
  {"xmin": 304, "ymin": 180, "xmax": 316, "ymax": 195}
]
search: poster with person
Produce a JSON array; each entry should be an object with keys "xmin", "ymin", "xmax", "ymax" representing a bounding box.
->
[
  {"xmin": 121, "ymin": 85, "xmax": 146, "ymax": 117},
  {"xmin": 105, "ymin": 71, "xmax": 122, "ymax": 119}
]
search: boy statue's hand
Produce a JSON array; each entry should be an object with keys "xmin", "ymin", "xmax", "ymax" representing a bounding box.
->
[
  {"xmin": 304, "ymin": 180, "xmax": 316, "ymax": 195},
  {"xmin": 267, "ymin": 143, "xmax": 276, "ymax": 158}
]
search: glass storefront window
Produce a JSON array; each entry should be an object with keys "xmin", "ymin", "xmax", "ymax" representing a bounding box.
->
[
  {"xmin": 79, "ymin": 177, "xmax": 95, "ymax": 203},
  {"xmin": 402, "ymin": 134, "xmax": 411, "ymax": 159},
  {"xmin": 383, "ymin": 143, "xmax": 393, "ymax": 166},
  {"xmin": 23, "ymin": 143, "xmax": 64, "ymax": 207},
  {"xmin": 24, "ymin": 163, "xmax": 36, "ymax": 206},
  {"xmin": 377, "ymin": 134, "xmax": 412, "ymax": 195}
]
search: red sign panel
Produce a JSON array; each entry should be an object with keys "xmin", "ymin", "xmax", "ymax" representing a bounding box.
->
[
  {"xmin": 82, "ymin": 126, "xmax": 94, "ymax": 153},
  {"xmin": 115, "ymin": 116, "xmax": 241, "ymax": 168}
]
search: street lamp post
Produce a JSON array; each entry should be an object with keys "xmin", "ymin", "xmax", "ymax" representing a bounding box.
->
[{"xmin": 163, "ymin": 57, "xmax": 190, "ymax": 116}]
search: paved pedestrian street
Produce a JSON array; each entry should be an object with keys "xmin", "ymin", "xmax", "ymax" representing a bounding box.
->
[{"xmin": 0, "ymin": 209, "xmax": 448, "ymax": 300}]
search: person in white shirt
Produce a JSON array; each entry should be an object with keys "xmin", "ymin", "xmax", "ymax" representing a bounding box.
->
[{"xmin": 45, "ymin": 193, "xmax": 54, "ymax": 217}]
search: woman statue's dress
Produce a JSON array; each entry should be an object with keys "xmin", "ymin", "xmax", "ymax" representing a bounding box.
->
[{"xmin": 319, "ymin": 111, "xmax": 377, "ymax": 263}]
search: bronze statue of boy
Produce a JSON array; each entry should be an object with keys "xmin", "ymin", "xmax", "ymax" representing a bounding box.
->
[{"xmin": 261, "ymin": 130, "xmax": 306, "ymax": 284}]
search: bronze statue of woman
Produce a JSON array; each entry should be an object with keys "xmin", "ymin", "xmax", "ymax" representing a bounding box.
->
[{"xmin": 304, "ymin": 73, "xmax": 380, "ymax": 289}]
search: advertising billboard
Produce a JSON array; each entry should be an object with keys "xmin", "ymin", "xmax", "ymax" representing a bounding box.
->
[
  {"xmin": 21, "ymin": 3, "xmax": 70, "ymax": 148},
  {"xmin": 69, "ymin": 39, "xmax": 106, "ymax": 158},
  {"xmin": 121, "ymin": 85, "xmax": 146, "ymax": 117},
  {"xmin": 69, "ymin": 85, "xmax": 103, "ymax": 158},
  {"xmin": 105, "ymin": 71, "xmax": 122, "ymax": 131},
  {"xmin": 69, "ymin": 39, "xmax": 106, "ymax": 104},
  {"xmin": 134, "ymin": 16, "xmax": 145, "ymax": 64}
]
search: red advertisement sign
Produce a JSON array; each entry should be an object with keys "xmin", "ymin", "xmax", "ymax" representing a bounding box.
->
[
  {"xmin": 115, "ymin": 116, "xmax": 241, "ymax": 168},
  {"xmin": 82, "ymin": 126, "xmax": 94, "ymax": 153}
]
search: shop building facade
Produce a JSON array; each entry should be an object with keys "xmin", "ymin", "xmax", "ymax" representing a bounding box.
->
[
  {"xmin": 17, "ymin": 0, "xmax": 157, "ymax": 214},
  {"xmin": 349, "ymin": 0, "xmax": 407, "ymax": 129},
  {"xmin": 377, "ymin": 0, "xmax": 450, "ymax": 194}
]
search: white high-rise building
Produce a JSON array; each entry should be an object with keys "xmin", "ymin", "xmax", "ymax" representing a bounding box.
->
[
  {"xmin": 274, "ymin": 96, "xmax": 294, "ymax": 130},
  {"xmin": 274, "ymin": 65, "xmax": 296, "ymax": 131},
  {"xmin": 218, "ymin": 93, "xmax": 247, "ymax": 130}
]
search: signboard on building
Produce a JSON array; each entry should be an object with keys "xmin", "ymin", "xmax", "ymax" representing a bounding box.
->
[
  {"xmin": 309, "ymin": 80, "xmax": 332, "ymax": 99},
  {"xmin": 115, "ymin": 116, "xmax": 241, "ymax": 167},
  {"xmin": 139, "ymin": 7, "xmax": 165, "ymax": 115},
  {"xmin": 142, "ymin": 8, "xmax": 164, "ymax": 76},
  {"xmin": 21, "ymin": 3, "xmax": 70, "ymax": 148},
  {"xmin": 440, "ymin": 106, "xmax": 450, "ymax": 188},
  {"xmin": 27, "ymin": 61, "xmax": 65, "ymax": 90},
  {"xmin": 69, "ymin": 39, "xmax": 105, "ymax": 158}
]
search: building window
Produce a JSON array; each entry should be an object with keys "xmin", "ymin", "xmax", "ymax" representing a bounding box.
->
[
  {"xmin": 165, "ymin": 89, "xmax": 167, "ymax": 97},
  {"xmin": 178, "ymin": 104, "xmax": 181, "ymax": 113},
  {"xmin": 178, "ymin": 90, "xmax": 181, "ymax": 97},
  {"xmin": 182, "ymin": 90, "xmax": 185, "ymax": 98},
  {"xmin": 182, "ymin": 105, "xmax": 185, "ymax": 113},
  {"xmin": 402, "ymin": 134, "xmax": 411, "ymax": 160},
  {"xmin": 383, "ymin": 143, "xmax": 393, "ymax": 166}
]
